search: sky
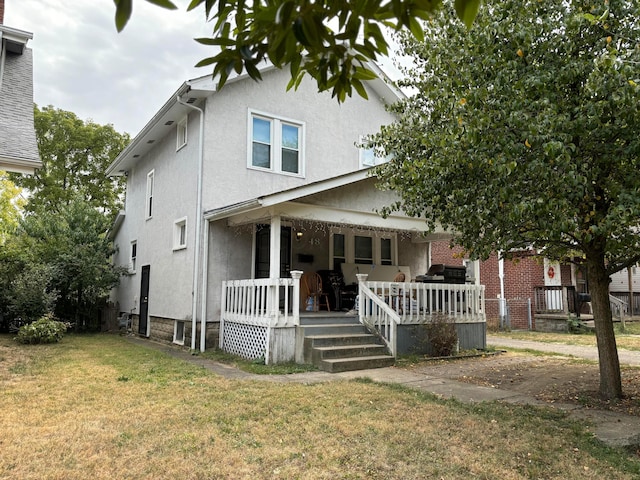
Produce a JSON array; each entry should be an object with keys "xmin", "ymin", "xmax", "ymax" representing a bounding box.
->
[
  {"xmin": 5, "ymin": 1, "xmax": 403, "ymax": 138},
  {"xmin": 5, "ymin": 0, "xmax": 214, "ymax": 136}
]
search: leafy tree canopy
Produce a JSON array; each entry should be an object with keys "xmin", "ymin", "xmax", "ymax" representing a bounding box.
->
[
  {"xmin": 10, "ymin": 106, "xmax": 130, "ymax": 220},
  {"xmin": 0, "ymin": 172, "xmax": 25, "ymax": 245},
  {"xmin": 371, "ymin": 0, "xmax": 640, "ymax": 399},
  {"xmin": 113, "ymin": 0, "xmax": 481, "ymax": 101}
]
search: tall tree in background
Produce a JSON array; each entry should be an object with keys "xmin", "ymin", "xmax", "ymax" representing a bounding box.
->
[
  {"xmin": 0, "ymin": 172, "xmax": 25, "ymax": 245},
  {"xmin": 2, "ymin": 107, "xmax": 129, "ymax": 329},
  {"xmin": 371, "ymin": 0, "xmax": 640, "ymax": 399},
  {"xmin": 11, "ymin": 106, "xmax": 129, "ymax": 220}
]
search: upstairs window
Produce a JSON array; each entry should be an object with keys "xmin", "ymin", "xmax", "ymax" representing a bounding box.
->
[
  {"xmin": 145, "ymin": 170, "xmax": 154, "ymax": 219},
  {"xmin": 359, "ymin": 136, "xmax": 392, "ymax": 168},
  {"xmin": 249, "ymin": 110, "xmax": 304, "ymax": 176},
  {"xmin": 176, "ymin": 117, "xmax": 187, "ymax": 150}
]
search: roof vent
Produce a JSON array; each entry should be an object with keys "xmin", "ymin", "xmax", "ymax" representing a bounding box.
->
[
  {"xmin": 147, "ymin": 140, "xmax": 155, "ymax": 144},
  {"xmin": 165, "ymin": 120, "xmax": 175, "ymax": 126},
  {"xmin": 133, "ymin": 154, "xmax": 140, "ymax": 158},
  {"xmin": 186, "ymin": 97, "xmax": 197, "ymax": 104}
]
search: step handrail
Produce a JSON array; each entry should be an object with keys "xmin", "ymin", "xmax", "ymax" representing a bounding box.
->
[{"xmin": 357, "ymin": 275, "xmax": 400, "ymax": 357}]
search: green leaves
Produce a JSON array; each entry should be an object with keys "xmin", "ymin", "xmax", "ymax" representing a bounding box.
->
[
  {"xmin": 454, "ymin": 0, "xmax": 481, "ymax": 29},
  {"xmin": 114, "ymin": 0, "xmax": 177, "ymax": 32},
  {"xmin": 371, "ymin": 0, "xmax": 640, "ymax": 268},
  {"xmin": 113, "ymin": 0, "xmax": 483, "ymax": 101}
]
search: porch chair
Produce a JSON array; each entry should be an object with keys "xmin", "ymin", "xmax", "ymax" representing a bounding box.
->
[{"xmin": 301, "ymin": 272, "xmax": 331, "ymax": 312}]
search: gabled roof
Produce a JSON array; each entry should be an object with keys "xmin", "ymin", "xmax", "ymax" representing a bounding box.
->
[
  {"xmin": 0, "ymin": 24, "xmax": 41, "ymax": 174},
  {"xmin": 106, "ymin": 61, "xmax": 404, "ymax": 177}
]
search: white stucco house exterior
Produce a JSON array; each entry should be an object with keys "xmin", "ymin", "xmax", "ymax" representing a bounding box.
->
[{"xmin": 107, "ymin": 64, "xmax": 486, "ymax": 368}]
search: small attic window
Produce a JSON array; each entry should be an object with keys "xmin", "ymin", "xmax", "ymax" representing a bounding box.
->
[{"xmin": 177, "ymin": 117, "xmax": 187, "ymax": 151}]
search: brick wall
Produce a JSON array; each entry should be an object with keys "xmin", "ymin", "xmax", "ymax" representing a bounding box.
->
[
  {"xmin": 0, "ymin": 0, "xmax": 5, "ymax": 24},
  {"xmin": 430, "ymin": 241, "xmax": 544, "ymax": 330},
  {"xmin": 131, "ymin": 315, "xmax": 220, "ymax": 350}
]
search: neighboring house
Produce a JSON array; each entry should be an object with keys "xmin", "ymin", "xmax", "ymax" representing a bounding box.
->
[
  {"xmin": 430, "ymin": 240, "xmax": 591, "ymax": 330},
  {"xmin": 107, "ymin": 65, "xmax": 487, "ymax": 367},
  {"xmin": 0, "ymin": 1, "xmax": 41, "ymax": 174},
  {"xmin": 609, "ymin": 264, "xmax": 640, "ymax": 316}
]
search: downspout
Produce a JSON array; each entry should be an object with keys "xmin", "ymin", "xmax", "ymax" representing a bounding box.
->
[
  {"xmin": 0, "ymin": 35, "xmax": 6, "ymax": 90},
  {"xmin": 498, "ymin": 254, "xmax": 506, "ymax": 328},
  {"xmin": 199, "ymin": 219, "xmax": 209, "ymax": 352},
  {"xmin": 177, "ymin": 94, "xmax": 204, "ymax": 351}
]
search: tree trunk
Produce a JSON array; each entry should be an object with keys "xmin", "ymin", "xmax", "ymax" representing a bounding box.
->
[{"xmin": 587, "ymin": 255, "xmax": 623, "ymax": 400}]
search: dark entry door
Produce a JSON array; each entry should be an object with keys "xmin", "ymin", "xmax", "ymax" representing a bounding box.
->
[
  {"xmin": 255, "ymin": 225, "xmax": 291, "ymax": 278},
  {"xmin": 139, "ymin": 265, "xmax": 150, "ymax": 336}
]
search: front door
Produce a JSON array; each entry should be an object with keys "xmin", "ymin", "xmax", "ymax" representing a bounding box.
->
[
  {"xmin": 255, "ymin": 225, "xmax": 291, "ymax": 278},
  {"xmin": 139, "ymin": 265, "xmax": 150, "ymax": 336}
]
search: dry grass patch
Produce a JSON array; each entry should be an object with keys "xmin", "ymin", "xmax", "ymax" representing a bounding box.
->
[
  {"xmin": 1, "ymin": 334, "xmax": 638, "ymax": 479},
  {"xmin": 493, "ymin": 324, "xmax": 640, "ymax": 351}
]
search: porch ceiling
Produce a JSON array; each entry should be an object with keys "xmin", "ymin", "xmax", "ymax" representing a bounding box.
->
[{"xmin": 222, "ymin": 201, "xmax": 451, "ymax": 241}]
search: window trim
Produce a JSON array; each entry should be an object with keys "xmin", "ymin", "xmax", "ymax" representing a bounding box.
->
[
  {"xmin": 173, "ymin": 320, "xmax": 185, "ymax": 345},
  {"xmin": 145, "ymin": 170, "xmax": 154, "ymax": 220},
  {"xmin": 359, "ymin": 135, "xmax": 392, "ymax": 169},
  {"xmin": 330, "ymin": 228, "xmax": 397, "ymax": 268},
  {"xmin": 247, "ymin": 109, "xmax": 305, "ymax": 177},
  {"xmin": 173, "ymin": 217, "xmax": 187, "ymax": 251},
  {"xmin": 176, "ymin": 117, "xmax": 188, "ymax": 151},
  {"xmin": 130, "ymin": 240, "xmax": 137, "ymax": 273}
]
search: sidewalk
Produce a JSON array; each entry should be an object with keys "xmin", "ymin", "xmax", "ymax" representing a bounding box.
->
[
  {"xmin": 127, "ymin": 336, "xmax": 640, "ymax": 449},
  {"xmin": 487, "ymin": 334, "xmax": 640, "ymax": 366}
]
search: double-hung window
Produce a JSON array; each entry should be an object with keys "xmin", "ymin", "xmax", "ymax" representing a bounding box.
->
[
  {"xmin": 249, "ymin": 110, "xmax": 304, "ymax": 176},
  {"xmin": 130, "ymin": 241, "xmax": 137, "ymax": 273},
  {"xmin": 145, "ymin": 170, "xmax": 154, "ymax": 219}
]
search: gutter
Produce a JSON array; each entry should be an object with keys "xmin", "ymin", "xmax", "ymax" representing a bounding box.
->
[{"xmin": 177, "ymin": 93, "xmax": 205, "ymax": 351}]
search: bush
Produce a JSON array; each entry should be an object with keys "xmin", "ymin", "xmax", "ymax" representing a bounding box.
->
[
  {"xmin": 414, "ymin": 314, "xmax": 459, "ymax": 357},
  {"xmin": 14, "ymin": 315, "xmax": 68, "ymax": 344}
]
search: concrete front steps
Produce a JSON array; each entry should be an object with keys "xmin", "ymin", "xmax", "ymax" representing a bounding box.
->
[{"xmin": 300, "ymin": 314, "xmax": 395, "ymax": 373}]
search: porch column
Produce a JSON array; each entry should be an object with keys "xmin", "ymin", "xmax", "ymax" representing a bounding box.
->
[
  {"xmin": 269, "ymin": 215, "xmax": 282, "ymax": 278},
  {"xmin": 268, "ymin": 215, "xmax": 282, "ymax": 318}
]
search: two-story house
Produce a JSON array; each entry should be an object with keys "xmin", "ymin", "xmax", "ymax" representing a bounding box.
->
[
  {"xmin": 0, "ymin": 1, "xmax": 41, "ymax": 174},
  {"xmin": 107, "ymin": 64, "xmax": 487, "ymax": 370}
]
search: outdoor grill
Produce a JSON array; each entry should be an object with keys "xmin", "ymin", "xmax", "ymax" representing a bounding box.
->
[{"xmin": 415, "ymin": 264, "xmax": 467, "ymax": 284}]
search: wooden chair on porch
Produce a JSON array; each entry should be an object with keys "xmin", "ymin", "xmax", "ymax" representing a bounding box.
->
[{"xmin": 301, "ymin": 272, "xmax": 331, "ymax": 312}]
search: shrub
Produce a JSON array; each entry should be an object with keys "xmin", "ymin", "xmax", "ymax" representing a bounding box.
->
[
  {"xmin": 14, "ymin": 314, "xmax": 68, "ymax": 344},
  {"xmin": 414, "ymin": 314, "xmax": 459, "ymax": 357}
]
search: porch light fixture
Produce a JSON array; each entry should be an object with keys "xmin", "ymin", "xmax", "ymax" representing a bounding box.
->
[{"xmin": 296, "ymin": 231, "xmax": 304, "ymax": 241}]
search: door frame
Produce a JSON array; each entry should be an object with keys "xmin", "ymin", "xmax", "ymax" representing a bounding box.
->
[{"xmin": 139, "ymin": 265, "xmax": 150, "ymax": 336}]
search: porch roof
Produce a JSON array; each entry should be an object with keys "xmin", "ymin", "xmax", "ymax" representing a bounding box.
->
[{"xmin": 204, "ymin": 171, "xmax": 452, "ymax": 241}]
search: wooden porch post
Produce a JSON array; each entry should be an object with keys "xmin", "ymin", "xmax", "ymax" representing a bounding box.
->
[
  {"xmin": 267, "ymin": 215, "xmax": 282, "ymax": 318},
  {"xmin": 269, "ymin": 215, "xmax": 282, "ymax": 278}
]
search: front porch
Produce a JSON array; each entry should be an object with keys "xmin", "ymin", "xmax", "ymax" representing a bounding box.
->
[{"xmin": 219, "ymin": 274, "xmax": 487, "ymax": 369}]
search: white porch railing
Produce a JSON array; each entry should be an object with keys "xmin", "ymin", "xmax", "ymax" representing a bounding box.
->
[
  {"xmin": 357, "ymin": 274, "xmax": 486, "ymax": 357},
  {"xmin": 221, "ymin": 273, "xmax": 301, "ymax": 329},
  {"xmin": 358, "ymin": 282, "xmax": 400, "ymax": 357},
  {"xmin": 220, "ymin": 272, "xmax": 302, "ymax": 364},
  {"xmin": 610, "ymin": 294, "xmax": 628, "ymax": 321}
]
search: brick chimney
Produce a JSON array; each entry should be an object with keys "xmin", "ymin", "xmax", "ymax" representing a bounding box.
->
[{"xmin": 0, "ymin": 0, "xmax": 5, "ymax": 24}]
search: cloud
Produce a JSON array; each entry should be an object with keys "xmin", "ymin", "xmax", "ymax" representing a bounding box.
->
[{"xmin": 5, "ymin": 0, "xmax": 212, "ymax": 135}]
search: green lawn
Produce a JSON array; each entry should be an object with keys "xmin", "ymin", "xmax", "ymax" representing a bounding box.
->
[{"xmin": 1, "ymin": 334, "xmax": 638, "ymax": 479}]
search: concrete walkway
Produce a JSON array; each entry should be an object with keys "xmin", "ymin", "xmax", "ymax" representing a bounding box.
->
[
  {"xmin": 126, "ymin": 336, "xmax": 640, "ymax": 449},
  {"xmin": 487, "ymin": 334, "xmax": 640, "ymax": 366}
]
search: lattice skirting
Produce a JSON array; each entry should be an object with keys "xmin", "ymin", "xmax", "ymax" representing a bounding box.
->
[{"xmin": 222, "ymin": 321, "xmax": 267, "ymax": 360}]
